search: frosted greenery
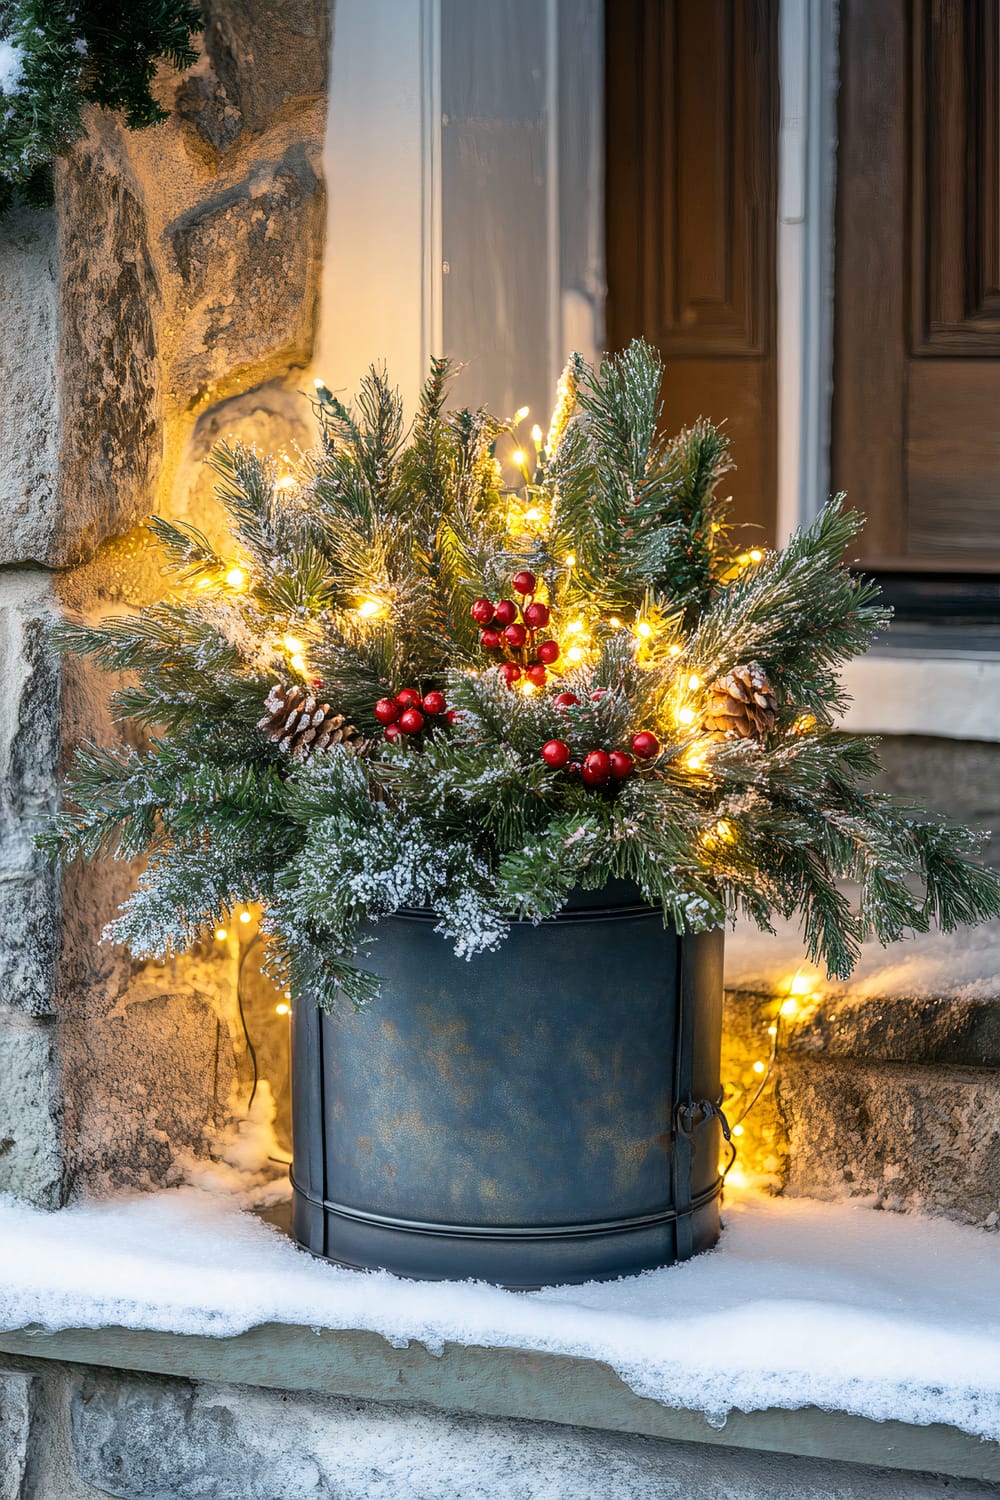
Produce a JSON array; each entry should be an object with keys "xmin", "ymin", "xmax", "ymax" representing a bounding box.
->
[
  {"xmin": 0, "ymin": 0, "xmax": 201, "ymax": 213},
  {"xmin": 42, "ymin": 343, "xmax": 1000, "ymax": 1009}
]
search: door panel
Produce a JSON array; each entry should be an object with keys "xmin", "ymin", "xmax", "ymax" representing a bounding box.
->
[
  {"xmin": 605, "ymin": 0, "xmax": 778, "ymax": 542},
  {"xmin": 834, "ymin": 0, "xmax": 1000, "ymax": 569}
]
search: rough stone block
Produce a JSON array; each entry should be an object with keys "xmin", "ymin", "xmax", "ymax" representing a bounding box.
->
[
  {"xmin": 0, "ymin": 576, "xmax": 60, "ymax": 1016},
  {"xmin": 66, "ymin": 1370, "xmax": 1000, "ymax": 1500},
  {"xmin": 778, "ymin": 1058, "xmax": 1000, "ymax": 1225},
  {"xmin": 166, "ymin": 151, "xmax": 324, "ymax": 405},
  {"xmin": 175, "ymin": 58, "xmax": 246, "ymax": 165},
  {"xmin": 53, "ymin": 128, "xmax": 162, "ymax": 568},
  {"xmin": 0, "ymin": 1370, "xmax": 33, "ymax": 1500},
  {"xmin": 0, "ymin": 209, "xmax": 59, "ymax": 567},
  {"xmin": 173, "ymin": 381, "xmax": 318, "ymax": 553},
  {"xmin": 0, "ymin": 1018, "xmax": 61, "ymax": 1208},
  {"xmin": 57, "ymin": 986, "xmax": 238, "ymax": 1199},
  {"xmin": 787, "ymin": 993, "xmax": 1000, "ymax": 1069},
  {"xmin": 201, "ymin": 0, "xmax": 328, "ymax": 132}
]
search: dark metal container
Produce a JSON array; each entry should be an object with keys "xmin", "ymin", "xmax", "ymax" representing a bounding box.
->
[{"xmin": 291, "ymin": 881, "xmax": 725, "ymax": 1287}]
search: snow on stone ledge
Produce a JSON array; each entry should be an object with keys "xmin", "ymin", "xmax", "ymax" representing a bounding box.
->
[
  {"xmin": 0, "ymin": 1183, "xmax": 998, "ymax": 1442},
  {"xmin": 725, "ymin": 911, "xmax": 1000, "ymax": 1002}
]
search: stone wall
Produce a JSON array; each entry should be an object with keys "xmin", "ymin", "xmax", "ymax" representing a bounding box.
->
[
  {"xmin": 0, "ymin": 0, "xmax": 328, "ymax": 1206},
  {"xmin": 2, "ymin": 1363, "xmax": 996, "ymax": 1500},
  {"xmin": 722, "ymin": 737, "xmax": 1000, "ymax": 1225}
]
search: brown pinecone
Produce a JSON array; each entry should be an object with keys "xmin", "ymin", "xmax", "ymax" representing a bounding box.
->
[
  {"xmin": 702, "ymin": 663, "xmax": 778, "ymax": 741},
  {"xmin": 258, "ymin": 683, "xmax": 366, "ymax": 761}
]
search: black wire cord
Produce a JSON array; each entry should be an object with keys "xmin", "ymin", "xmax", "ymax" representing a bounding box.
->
[{"xmin": 236, "ymin": 929, "xmax": 263, "ymax": 1110}]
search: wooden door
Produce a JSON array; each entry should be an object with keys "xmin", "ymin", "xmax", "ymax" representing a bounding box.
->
[
  {"xmin": 605, "ymin": 0, "xmax": 779, "ymax": 542},
  {"xmin": 834, "ymin": 0, "xmax": 1000, "ymax": 570}
]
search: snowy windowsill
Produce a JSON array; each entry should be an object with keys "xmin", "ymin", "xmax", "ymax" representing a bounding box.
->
[{"xmin": 0, "ymin": 1183, "xmax": 998, "ymax": 1481}]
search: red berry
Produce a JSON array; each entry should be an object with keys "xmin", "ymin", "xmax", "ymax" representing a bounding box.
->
[
  {"xmin": 631, "ymin": 731, "xmax": 660, "ymax": 760},
  {"xmin": 421, "ymin": 691, "xmax": 447, "ymax": 715},
  {"xmin": 445, "ymin": 708, "xmax": 464, "ymax": 725},
  {"xmin": 374, "ymin": 697, "xmax": 400, "ymax": 725},
  {"xmin": 541, "ymin": 739, "xmax": 570, "ymax": 768},
  {"xmin": 512, "ymin": 569, "xmax": 537, "ymax": 596},
  {"xmin": 581, "ymin": 749, "xmax": 612, "ymax": 786},
  {"xmin": 609, "ymin": 750, "xmax": 635, "ymax": 780},
  {"xmin": 553, "ymin": 691, "xmax": 580, "ymax": 708},
  {"xmin": 523, "ymin": 600, "xmax": 550, "ymax": 629},
  {"xmin": 591, "ymin": 688, "xmax": 607, "ymax": 701},
  {"xmin": 480, "ymin": 629, "xmax": 502, "ymax": 650},
  {"xmin": 471, "ymin": 598, "xmax": 495, "ymax": 625},
  {"xmin": 537, "ymin": 639, "xmax": 559, "ymax": 664},
  {"xmin": 525, "ymin": 664, "xmax": 547, "ymax": 687},
  {"xmin": 498, "ymin": 662, "xmax": 522, "ymax": 686},
  {"xmin": 384, "ymin": 723, "xmax": 402, "ymax": 743},
  {"xmin": 503, "ymin": 622, "xmax": 527, "ymax": 648},
  {"xmin": 396, "ymin": 688, "xmax": 421, "ymax": 708},
  {"xmin": 493, "ymin": 599, "xmax": 518, "ymax": 627},
  {"xmin": 398, "ymin": 708, "xmax": 425, "ymax": 734}
]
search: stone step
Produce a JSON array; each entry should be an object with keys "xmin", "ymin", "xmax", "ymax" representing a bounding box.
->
[
  {"xmin": 721, "ymin": 727, "xmax": 1000, "ymax": 1221},
  {"xmin": 2, "ymin": 1329, "xmax": 999, "ymax": 1499},
  {"xmin": 723, "ymin": 879, "xmax": 1000, "ymax": 1224},
  {"xmin": 722, "ymin": 986, "xmax": 1000, "ymax": 1226}
]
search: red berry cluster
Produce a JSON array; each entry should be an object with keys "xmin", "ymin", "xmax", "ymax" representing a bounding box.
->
[
  {"xmin": 374, "ymin": 687, "xmax": 455, "ymax": 744},
  {"xmin": 471, "ymin": 570, "xmax": 559, "ymax": 688},
  {"xmin": 540, "ymin": 728, "xmax": 660, "ymax": 788}
]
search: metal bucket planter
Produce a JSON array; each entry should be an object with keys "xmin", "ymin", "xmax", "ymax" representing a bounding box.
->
[{"xmin": 290, "ymin": 882, "xmax": 726, "ymax": 1288}]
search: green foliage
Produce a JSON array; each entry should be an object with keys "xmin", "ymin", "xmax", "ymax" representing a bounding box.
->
[
  {"xmin": 44, "ymin": 341, "xmax": 1000, "ymax": 1010},
  {"xmin": 0, "ymin": 0, "xmax": 201, "ymax": 213}
]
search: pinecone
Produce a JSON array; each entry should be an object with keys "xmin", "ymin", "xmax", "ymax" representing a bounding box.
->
[
  {"xmin": 702, "ymin": 663, "xmax": 778, "ymax": 741},
  {"xmin": 258, "ymin": 683, "xmax": 366, "ymax": 761}
]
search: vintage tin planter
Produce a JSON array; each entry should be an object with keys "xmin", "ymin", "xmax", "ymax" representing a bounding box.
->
[{"xmin": 290, "ymin": 881, "xmax": 726, "ymax": 1287}]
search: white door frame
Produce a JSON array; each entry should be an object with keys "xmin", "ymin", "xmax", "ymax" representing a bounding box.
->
[
  {"xmin": 319, "ymin": 0, "xmax": 838, "ymax": 534},
  {"xmin": 316, "ymin": 0, "xmax": 602, "ymax": 425},
  {"xmin": 316, "ymin": 0, "xmax": 442, "ymax": 419},
  {"xmin": 776, "ymin": 0, "xmax": 840, "ymax": 541}
]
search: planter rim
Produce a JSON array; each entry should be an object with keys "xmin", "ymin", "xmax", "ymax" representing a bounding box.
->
[
  {"xmin": 392, "ymin": 898, "xmax": 660, "ymax": 924},
  {"xmin": 392, "ymin": 876, "xmax": 695, "ymax": 926}
]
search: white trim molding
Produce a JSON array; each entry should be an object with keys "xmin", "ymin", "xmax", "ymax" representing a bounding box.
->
[
  {"xmin": 316, "ymin": 0, "xmax": 442, "ymax": 419},
  {"xmin": 776, "ymin": 0, "xmax": 840, "ymax": 541},
  {"xmin": 840, "ymin": 651, "xmax": 1000, "ymax": 743},
  {"xmin": 316, "ymin": 0, "xmax": 602, "ymax": 426}
]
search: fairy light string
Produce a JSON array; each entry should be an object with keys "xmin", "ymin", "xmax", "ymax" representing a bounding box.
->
[{"xmin": 723, "ymin": 969, "xmax": 819, "ymax": 1183}]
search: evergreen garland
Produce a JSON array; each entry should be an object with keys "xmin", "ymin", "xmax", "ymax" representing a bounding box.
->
[
  {"xmin": 42, "ymin": 342, "xmax": 1000, "ymax": 1010},
  {"xmin": 0, "ymin": 0, "xmax": 201, "ymax": 212}
]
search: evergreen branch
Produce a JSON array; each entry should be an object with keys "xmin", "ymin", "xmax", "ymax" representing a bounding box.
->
[
  {"xmin": 688, "ymin": 498, "xmax": 889, "ymax": 719},
  {"xmin": 0, "ymin": 1, "xmax": 201, "ymax": 212},
  {"xmin": 400, "ymin": 355, "xmax": 458, "ymax": 529},
  {"xmin": 146, "ymin": 516, "xmax": 224, "ymax": 578},
  {"xmin": 43, "ymin": 341, "xmax": 1000, "ymax": 997}
]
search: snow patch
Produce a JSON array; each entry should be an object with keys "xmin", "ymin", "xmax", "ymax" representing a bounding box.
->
[
  {"xmin": 0, "ymin": 1185, "xmax": 997, "ymax": 1441},
  {"xmin": 725, "ymin": 909, "xmax": 1000, "ymax": 1000},
  {"xmin": 0, "ymin": 40, "xmax": 23, "ymax": 94},
  {"xmin": 178, "ymin": 1080, "xmax": 291, "ymax": 1210}
]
